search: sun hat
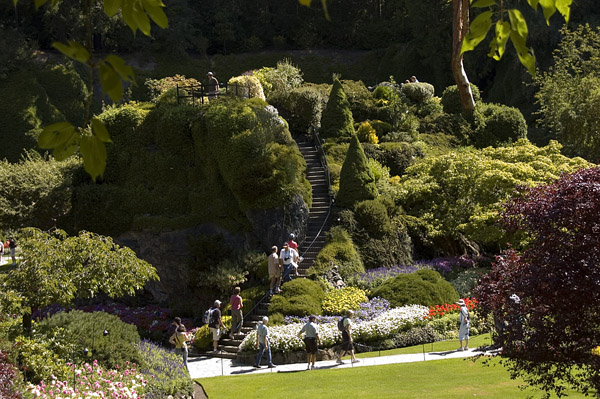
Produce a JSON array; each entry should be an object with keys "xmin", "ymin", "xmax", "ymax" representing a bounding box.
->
[
  {"xmin": 289, "ymin": 233, "xmax": 295, "ymax": 239},
  {"xmin": 456, "ymin": 299, "xmax": 466, "ymax": 306},
  {"xmin": 207, "ymin": 71, "xmax": 213, "ymax": 76},
  {"xmin": 214, "ymin": 300, "xmax": 222, "ymax": 306}
]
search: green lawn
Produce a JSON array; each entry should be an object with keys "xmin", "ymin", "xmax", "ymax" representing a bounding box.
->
[
  {"xmin": 353, "ymin": 334, "xmax": 492, "ymax": 359},
  {"xmin": 198, "ymin": 357, "xmax": 587, "ymax": 399}
]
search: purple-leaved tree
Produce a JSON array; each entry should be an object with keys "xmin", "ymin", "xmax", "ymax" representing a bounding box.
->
[{"xmin": 475, "ymin": 166, "xmax": 600, "ymax": 397}]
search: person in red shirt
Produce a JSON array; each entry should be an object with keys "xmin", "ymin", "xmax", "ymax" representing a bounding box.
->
[
  {"xmin": 229, "ymin": 287, "xmax": 243, "ymax": 338},
  {"xmin": 286, "ymin": 233, "xmax": 298, "ymax": 251}
]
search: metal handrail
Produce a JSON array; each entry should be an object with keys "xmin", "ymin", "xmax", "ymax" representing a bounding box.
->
[
  {"xmin": 299, "ymin": 125, "xmax": 334, "ymax": 258},
  {"xmin": 175, "ymin": 82, "xmax": 251, "ymax": 105}
]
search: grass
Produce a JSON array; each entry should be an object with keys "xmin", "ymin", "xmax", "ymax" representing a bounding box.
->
[
  {"xmin": 198, "ymin": 356, "xmax": 588, "ymax": 399},
  {"xmin": 353, "ymin": 334, "xmax": 492, "ymax": 359}
]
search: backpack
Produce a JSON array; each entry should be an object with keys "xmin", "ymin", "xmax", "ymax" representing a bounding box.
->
[
  {"xmin": 337, "ymin": 317, "xmax": 346, "ymax": 332},
  {"xmin": 203, "ymin": 308, "xmax": 214, "ymax": 325}
]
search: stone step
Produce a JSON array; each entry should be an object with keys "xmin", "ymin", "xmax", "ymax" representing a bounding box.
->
[
  {"xmin": 219, "ymin": 338, "xmax": 243, "ymax": 346},
  {"xmin": 220, "ymin": 345, "xmax": 240, "ymax": 353}
]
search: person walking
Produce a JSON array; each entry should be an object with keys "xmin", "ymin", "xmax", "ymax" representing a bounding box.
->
[
  {"xmin": 229, "ymin": 287, "xmax": 243, "ymax": 338},
  {"xmin": 209, "ymin": 300, "xmax": 226, "ymax": 353},
  {"xmin": 336, "ymin": 310, "xmax": 359, "ymax": 364},
  {"xmin": 8, "ymin": 236, "xmax": 17, "ymax": 265},
  {"xmin": 286, "ymin": 233, "xmax": 298, "ymax": 251},
  {"xmin": 457, "ymin": 299, "xmax": 470, "ymax": 351},
  {"xmin": 279, "ymin": 242, "xmax": 299, "ymax": 283},
  {"xmin": 298, "ymin": 315, "xmax": 321, "ymax": 370},
  {"xmin": 268, "ymin": 246, "xmax": 282, "ymax": 294},
  {"xmin": 254, "ymin": 316, "xmax": 276, "ymax": 369},
  {"xmin": 166, "ymin": 316, "xmax": 182, "ymax": 347},
  {"xmin": 207, "ymin": 72, "xmax": 219, "ymax": 100},
  {"xmin": 169, "ymin": 325, "xmax": 189, "ymax": 369}
]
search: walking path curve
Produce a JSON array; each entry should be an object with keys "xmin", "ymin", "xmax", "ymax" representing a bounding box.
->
[{"xmin": 188, "ymin": 347, "xmax": 494, "ymax": 379}]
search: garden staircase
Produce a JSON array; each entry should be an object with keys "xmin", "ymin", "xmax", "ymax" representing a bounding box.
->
[
  {"xmin": 295, "ymin": 131, "xmax": 333, "ymax": 276},
  {"xmin": 202, "ymin": 296, "xmax": 271, "ymax": 360}
]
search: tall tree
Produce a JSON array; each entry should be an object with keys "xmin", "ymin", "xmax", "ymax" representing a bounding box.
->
[
  {"xmin": 320, "ymin": 77, "xmax": 355, "ymax": 140},
  {"xmin": 451, "ymin": 0, "xmax": 475, "ymax": 113},
  {"xmin": 336, "ymin": 134, "xmax": 378, "ymax": 208},
  {"xmin": 475, "ymin": 166, "xmax": 600, "ymax": 397},
  {"xmin": 2, "ymin": 228, "xmax": 159, "ymax": 332}
]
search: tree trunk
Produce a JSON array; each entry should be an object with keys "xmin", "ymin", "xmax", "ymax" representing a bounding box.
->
[
  {"xmin": 23, "ymin": 312, "xmax": 32, "ymax": 335},
  {"xmin": 452, "ymin": 0, "xmax": 476, "ymax": 114}
]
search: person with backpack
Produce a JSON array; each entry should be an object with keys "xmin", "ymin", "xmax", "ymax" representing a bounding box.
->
[
  {"xmin": 208, "ymin": 300, "xmax": 226, "ymax": 353},
  {"xmin": 166, "ymin": 316, "xmax": 182, "ymax": 347},
  {"xmin": 279, "ymin": 242, "xmax": 299, "ymax": 283},
  {"xmin": 457, "ymin": 299, "xmax": 470, "ymax": 351},
  {"xmin": 336, "ymin": 310, "xmax": 359, "ymax": 364},
  {"xmin": 229, "ymin": 287, "xmax": 243, "ymax": 339},
  {"xmin": 268, "ymin": 246, "xmax": 282, "ymax": 295},
  {"xmin": 298, "ymin": 315, "xmax": 321, "ymax": 370}
]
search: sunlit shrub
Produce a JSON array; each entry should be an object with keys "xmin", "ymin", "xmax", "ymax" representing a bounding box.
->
[{"xmin": 321, "ymin": 287, "xmax": 368, "ymax": 315}]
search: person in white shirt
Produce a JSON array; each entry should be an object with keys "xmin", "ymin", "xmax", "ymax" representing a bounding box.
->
[
  {"xmin": 457, "ymin": 299, "xmax": 470, "ymax": 351},
  {"xmin": 279, "ymin": 242, "xmax": 299, "ymax": 283}
]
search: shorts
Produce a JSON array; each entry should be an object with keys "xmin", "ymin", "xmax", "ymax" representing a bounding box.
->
[
  {"xmin": 459, "ymin": 323, "xmax": 470, "ymax": 340},
  {"xmin": 341, "ymin": 330, "xmax": 353, "ymax": 351},
  {"xmin": 304, "ymin": 337, "xmax": 318, "ymax": 354},
  {"xmin": 210, "ymin": 327, "xmax": 220, "ymax": 340},
  {"xmin": 269, "ymin": 272, "xmax": 281, "ymax": 279}
]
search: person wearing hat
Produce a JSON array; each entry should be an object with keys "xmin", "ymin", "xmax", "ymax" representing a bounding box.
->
[
  {"xmin": 254, "ymin": 316, "xmax": 276, "ymax": 369},
  {"xmin": 279, "ymin": 242, "xmax": 299, "ymax": 283},
  {"xmin": 298, "ymin": 315, "xmax": 321, "ymax": 370},
  {"xmin": 286, "ymin": 233, "xmax": 298, "ymax": 251},
  {"xmin": 457, "ymin": 299, "xmax": 470, "ymax": 351},
  {"xmin": 207, "ymin": 72, "xmax": 219, "ymax": 100},
  {"xmin": 209, "ymin": 300, "xmax": 226, "ymax": 352}
]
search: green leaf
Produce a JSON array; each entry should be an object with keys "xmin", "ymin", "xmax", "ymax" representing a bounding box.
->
[
  {"xmin": 52, "ymin": 41, "xmax": 90, "ymax": 64},
  {"xmin": 80, "ymin": 136, "xmax": 107, "ymax": 181},
  {"xmin": 526, "ymin": 0, "xmax": 539, "ymax": 9},
  {"xmin": 99, "ymin": 63, "xmax": 123, "ymax": 103},
  {"xmin": 538, "ymin": 0, "xmax": 556, "ymax": 25},
  {"xmin": 508, "ymin": 9, "xmax": 528, "ymax": 37},
  {"xmin": 298, "ymin": 0, "xmax": 311, "ymax": 5},
  {"xmin": 104, "ymin": 0, "xmax": 122, "ymax": 16},
  {"xmin": 555, "ymin": 0, "xmax": 571, "ymax": 23},
  {"xmin": 34, "ymin": 0, "xmax": 48, "ymax": 9},
  {"xmin": 472, "ymin": 0, "xmax": 496, "ymax": 7},
  {"xmin": 91, "ymin": 119, "xmax": 112, "ymax": 143},
  {"xmin": 105, "ymin": 55, "xmax": 135, "ymax": 83},
  {"xmin": 461, "ymin": 11, "xmax": 493, "ymax": 54},
  {"xmin": 509, "ymin": 31, "xmax": 536, "ymax": 76},
  {"xmin": 145, "ymin": 4, "xmax": 168, "ymax": 28},
  {"xmin": 131, "ymin": 5, "xmax": 151, "ymax": 36},
  {"xmin": 38, "ymin": 122, "xmax": 74, "ymax": 149},
  {"xmin": 488, "ymin": 20, "xmax": 511, "ymax": 60},
  {"xmin": 121, "ymin": 0, "xmax": 138, "ymax": 34}
]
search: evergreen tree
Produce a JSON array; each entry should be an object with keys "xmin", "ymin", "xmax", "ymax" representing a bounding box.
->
[
  {"xmin": 336, "ymin": 134, "xmax": 378, "ymax": 207},
  {"xmin": 319, "ymin": 78, "xmax": 354, "ymax": 139}
]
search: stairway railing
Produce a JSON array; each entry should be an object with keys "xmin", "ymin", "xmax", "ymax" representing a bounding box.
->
[{"xmin": 299, "ymin": 125, "xmax": 333, "ymax": 259}]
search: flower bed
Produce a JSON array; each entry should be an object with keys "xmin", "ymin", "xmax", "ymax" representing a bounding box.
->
[
  {"xmin": 240, "ymin": 304, "xmax": 428, "ymax": 353},
  {"xmin": 28, "ymin": 360, "xmax": 147, "ymax": 399},
  {"xmin": 426, "ymin": 298, "xmax": 478, "ymax": 319},
  {"xmin": 284, "ymin": 297, "xmax": 390, "ymax": 325}
]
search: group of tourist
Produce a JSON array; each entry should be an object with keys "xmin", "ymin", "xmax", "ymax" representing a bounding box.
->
[
  {"xmin": 0, "ymin": 236, "xmax": 17, "ymax": 264},
  {"xmin": 268, "ymin": 233, "xmax": 301, "ymax": 294}
]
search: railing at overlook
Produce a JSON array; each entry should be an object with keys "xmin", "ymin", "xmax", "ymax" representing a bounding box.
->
[{"xmin": 176, "ymin": 82, "xmax": 251, "ymax": 105}]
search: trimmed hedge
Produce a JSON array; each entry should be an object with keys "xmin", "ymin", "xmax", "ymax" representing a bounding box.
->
[
  {"xmin": 401, "ymin": 82, "xmax": 435, "ymax": 104},
  {"xmin": 310, "ymin": 226, "xmax": 364, "ymax": 278},
  {"xmin": 268, "ymin": 279, "xmax": 325, "ymax": 317},
  {"xmin": 371, "ymin": 269, "xmax": 459, "ymax": 307},
  {"xmin": 320, "ymin": 78, "xmax": 355, "ymax": 139},
  {"xmin": 441, "ymin": 83, "xmax": 482, "ymax": 114},
  {"xmin": 474, "ymin": 102, "xmax": 527, "ymax": 148},
  {"xmin": 336, "ymin": 134, "xmax": 378, "ymax": 207}
]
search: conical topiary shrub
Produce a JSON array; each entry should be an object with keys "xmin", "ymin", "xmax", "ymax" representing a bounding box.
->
[
  {"xmin": 336, "ymin": 134, "xmax": 378, "ymax": 207},
  {"xmin": 319, "ymin": 78, "xmax": 355, "ymax": 139}
]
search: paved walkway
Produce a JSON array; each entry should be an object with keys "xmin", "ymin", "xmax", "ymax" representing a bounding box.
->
[{"xmin": 188, "ymin": 347, "xmax": 488, "ymax": 379}]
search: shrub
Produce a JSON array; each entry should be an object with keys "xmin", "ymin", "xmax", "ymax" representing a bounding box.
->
[
  {"xmin": 415, "ymin": 97, "xmax": 444, "ymax": 118},
  {"xmin": 363, "ymin": 142, "xmax": 422, "ymax": 177},
  {"xmin": 356, "ymin": 121, "xmax": 379, "ymax": 144},
  {"xmin": 321, "ymin": 287, "xmax": 369, "ymax": 315},
  {"xmin": 402, "ymin": 82, "xmax": 435, "ymax": 104},
  {"xmin": 369, "ymin": 120, "xmax": 393, "ymax": 137},
  {"xmin": 268, "ymin": 279, "xmax": 325, "ymax": 317},
  {"xmin": 269, "ymin": 84, "xmax": 326, "ymax": 132},
  {"xmin": 373, "ymin": 85, "xmax": 399, "ymax": 101},
  {"xmin": 441, "ymin": 83, "xmax": 482, "ymax": 114},
  {"xmin": 227, "ymin": 75, "xmax": 266, "ymax": 100},
  {"xmin": 346, "ymin": 265, "xmax": 420, "ymax": 293},
  {"xmin": 13, "ymin": 334, "xmax": 71, "ymax": 383},
  {"xmin": 37, "ymin": 310, "xmax": 142, "ymax": 370},
  {"xmin": 310, "ymin": 226, "xmax": 364, "ymax": 279},
  {"xmin": 354, "ymin": 199, "xmax": 392, "ymax": 238},
  {"xmin": 336, "ymin": 134, "xmax": 378, "ymax": 207},
  {"xmin": 392, "ymin": 325, "xmax": 441, "ymax": 348},
  {"xmin": 448, "ymin": 268, "xmax": 489, "ymax": 297},
  {"xmin": 474, "ymin": 102, "xmax": 527, "ymax": 148},
  {"xmin": 193, "ymin": 315, "xmax": 232, "ymax": 350},
  {"xmin": 320, "ymin": 78, "xmax": 355, "ymax": 139},
  {"xmin": 144, "ymin": 74, "xmax": 201, "ymax": 102},
  {"xmin": 256, "ymin": 59, "xmax": 303, "ymax": 98},
  {"xmin": 372, "ymin": 269, "xmax": 459, "ymax": 307},
  {"xmin": 138, "ymin": 341, "xmax": 194, "ymax": 398}
]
